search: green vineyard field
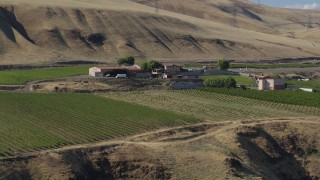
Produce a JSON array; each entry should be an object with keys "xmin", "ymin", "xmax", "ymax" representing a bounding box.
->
[
  {"xmin": 200, "ymin": 88, "xmax": 320, "ymax": 108},
  {"xmin": 0, "ymin": 92, "xmax": 198, "ymax": 158},
  {"xmin": 0, "ymin": 66, "xmax": 89, "ymax": 85},
  {"xmin": 104, "ymin": 90, "xmax": 320, "ymax": 122},
  {"xmin": 200, "ymin": 75, "xmax": 254, "ymax": 86}
]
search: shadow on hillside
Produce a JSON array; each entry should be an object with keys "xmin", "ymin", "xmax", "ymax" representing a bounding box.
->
[{"xmin": 237, "ymin": 126, "xmax": 311, "ymax": 180}]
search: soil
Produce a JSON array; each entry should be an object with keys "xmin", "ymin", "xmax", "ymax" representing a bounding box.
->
[
  {"xmin": 28, "ymin": 78, "xmax": 170, "ymax": 93},
  {"xmin": 1, "ymin": 117, "xmax": 319, "ymax": 179}
]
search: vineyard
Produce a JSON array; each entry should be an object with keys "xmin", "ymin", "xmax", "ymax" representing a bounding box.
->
[
  {"xmin": 103, "ymin": 90, "xmax": 320, "ymax": 122},
  {"xmin": 201, "ymin": 75, "xmax": 254, "ymax": 86},
  {"xmin": 200, "ymin": 88, "xmax": 320, "ymax": 108},
  {"xmin": 0, "ymin": 92, "xmax": 198, "ymax": 158},
  {"xmin": 0, "ymin": 66, "xmax": 89, "ymax": 85}
]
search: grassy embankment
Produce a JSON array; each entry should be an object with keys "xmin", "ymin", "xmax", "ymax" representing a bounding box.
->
[
  {"xmin": 0, "ymin": 66, "xmax": 90, "ymax": 85},
  {"xmin": 0, "ymin": 92, "xmax": 199, "ymax": 158}
]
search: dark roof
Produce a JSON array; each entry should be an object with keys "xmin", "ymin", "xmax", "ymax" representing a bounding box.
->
[
  {"xmin": 96, "ymin": 66, "xmax": 125, "ymax": 70},
  {"xmin": 258, "ymin": 77, "xmax": 282, "ymax": 80},
  {"xmin": 95, "ymin": 66, "xmax": 141, "ymax": 71},
  {"xmin": 162, "ymin": 63, "xmax": 183, "ymax": 67}
]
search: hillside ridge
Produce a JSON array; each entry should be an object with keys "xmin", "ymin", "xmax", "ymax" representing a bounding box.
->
[{"xmin": 0, "ymin": 0, "xmax": 320, "ymax": 64}]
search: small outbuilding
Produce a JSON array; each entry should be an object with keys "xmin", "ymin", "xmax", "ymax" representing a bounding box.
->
[
  {"xmin": 163, "ymin": 63, "xmax": 182, "ymax": 75},
  {"xmin": 258, "ymin": 77, "xmax": 285, "ymax": 90}
]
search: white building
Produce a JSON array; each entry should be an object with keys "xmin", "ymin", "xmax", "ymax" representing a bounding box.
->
[{"xmin": 258, "ymin": 78, "xmax": 285, "ymax": 90}]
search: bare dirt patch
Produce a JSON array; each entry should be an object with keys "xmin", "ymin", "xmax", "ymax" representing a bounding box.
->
[{"xmin": 29, "ymin": 78, "xmax": 169, "ymax": 93}]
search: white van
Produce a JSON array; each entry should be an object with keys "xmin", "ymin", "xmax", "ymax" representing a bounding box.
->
[{"xmin": 115, "ymin": 74, "xmax": 127, "ymax": 78}]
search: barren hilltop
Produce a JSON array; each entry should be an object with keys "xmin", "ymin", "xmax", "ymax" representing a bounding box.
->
[{"xmin": 0, "ymin": 0, "xmax": 319, "ymax": 64}]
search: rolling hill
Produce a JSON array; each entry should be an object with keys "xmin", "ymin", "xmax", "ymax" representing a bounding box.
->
[{"xmin": 0, "ymin": 0, "xmax": 320, "ymax": 65}]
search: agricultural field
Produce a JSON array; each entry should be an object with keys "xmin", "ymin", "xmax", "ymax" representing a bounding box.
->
[
  {"xmin": 184, "ymin": 63, "xmax": 320, "ymax": 69},
  {"xmin": 0, "ymin": 66, "xmax": 90, "ymax": 85},
  {"xmin": 0, "ymin": 92, "xmax": 198, "ymax": 158},
  {"xmin": 103, "ymin": 90, "xmax": 320, "ymax": 122},
  {"xmin": 286, "ymin": 80, "xmax": 320, "ymax": 91},
  {"xmin": 201, "ymin": 75, "xmax": 255, "ymax": 86},
  {"xmin": 230, "ymin": 63, "xmax": 320, "ymax": 69},
  {"xmin": 201, "ymin": 88, "xmax": 320, "ymax": 108}
]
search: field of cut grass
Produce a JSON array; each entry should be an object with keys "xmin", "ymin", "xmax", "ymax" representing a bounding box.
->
[
  {"xmin": 201, "ymin": 75, "xmax": 254, "ymax": 86},
  {"xmin": 103, "ymin": 90, "xmax": 320, "ymax": 122},
  {"xmin": 0, "ymin": 92, "xmax": 198, "ymax": 158},
  {"xmin": 0, "ymin": 66, "xmax": 89, "ymax": 85}
]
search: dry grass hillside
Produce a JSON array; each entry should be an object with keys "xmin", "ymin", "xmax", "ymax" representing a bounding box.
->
[
  {"xmin": 0, "ymin": 0, "xmax": 320, "ymax": 64},
  {"xmin": 1, "ymin": 118, "xmax": 319, "ymax": 179}
]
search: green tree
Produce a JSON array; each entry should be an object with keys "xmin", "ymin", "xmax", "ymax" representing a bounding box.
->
[
  {"xmin": 224, "ymin": 77, "xmax": 237, "ymax": 88},
  {"xmin": 126, "ymin": 56, "xmax": 135, "ymax": 66},
  {"xmin": 141, "ymin": 60, "xmax": 163, "ymax": 72},
  {"xmin": 117, "ymin": 56, "xmax": 135, "ymax": 66},
  {"xmin": 216, "ymin": 60, "xmax": 230, "ymax": 70}
]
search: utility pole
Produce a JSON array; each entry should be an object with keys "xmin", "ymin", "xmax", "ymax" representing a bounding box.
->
[{"xmin": 155, "ymin": 0, "xmax": 159, "ymax": 14}]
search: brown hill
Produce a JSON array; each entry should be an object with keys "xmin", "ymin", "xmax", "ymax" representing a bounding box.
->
[
  {"xmin": 0, "ymin": 0, "xmax": 320, "ymax": 65},
  {"xmin": 1, "ymin": 118, "xmax": 319, "ymax": 179}
]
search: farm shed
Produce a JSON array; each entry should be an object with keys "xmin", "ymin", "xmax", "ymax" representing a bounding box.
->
[
  {"xmin": 89, "ymin": 65, "xmax": 141, "ymax": 77},
  {"xmin": 258, "ymin": 78, "xmax": 285, "ymax": 90},
  {"xmin": 163, "ymin": 63, "xmax": 182, "ymax": 75}
]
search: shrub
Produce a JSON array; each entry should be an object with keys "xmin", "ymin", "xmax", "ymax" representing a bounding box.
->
[{"xmin": 87, "ymin": 33, "xmax": 106, "ymax": 45}]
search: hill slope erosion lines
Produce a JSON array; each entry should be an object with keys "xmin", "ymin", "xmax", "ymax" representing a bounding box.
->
[{"xmin": 0, "ymin": 0, "xmax": 320, "ymax": 64}]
